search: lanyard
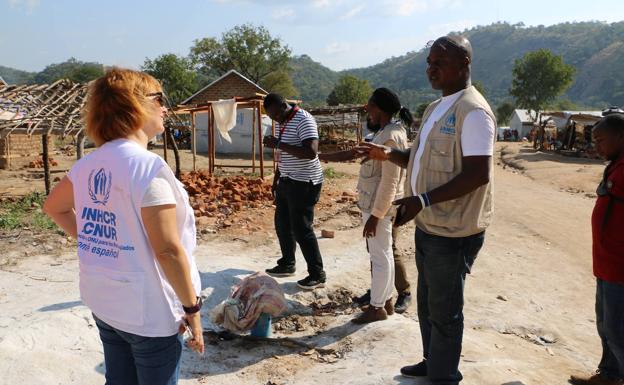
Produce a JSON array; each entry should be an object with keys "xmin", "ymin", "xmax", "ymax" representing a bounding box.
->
[{"xmin": 277, "ymin": 106, "xmax": 299, "ymax": 140}]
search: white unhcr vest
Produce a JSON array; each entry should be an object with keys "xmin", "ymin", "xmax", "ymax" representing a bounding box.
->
[{"xmin": 68, "ymin": 139, "xmax": 201, "ymax": 337}]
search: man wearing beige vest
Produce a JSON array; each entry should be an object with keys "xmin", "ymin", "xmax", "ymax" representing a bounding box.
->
[{"xmin": 358, "ymin": 35, "xmax": 496, "ymax": 385}]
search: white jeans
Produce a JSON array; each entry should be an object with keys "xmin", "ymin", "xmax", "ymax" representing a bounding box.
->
[{"xmin": 363, "ymin": 212, "xmax": 395, "ymax": 308}]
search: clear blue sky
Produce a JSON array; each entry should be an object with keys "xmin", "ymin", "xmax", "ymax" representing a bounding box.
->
[{"xmin": 1, "ymin": 0, "xmax": 622, "ymax": 72}]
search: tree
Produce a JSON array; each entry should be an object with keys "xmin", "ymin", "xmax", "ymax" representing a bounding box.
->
[
  {"xmin": 259, "ymin": 70, "xmax": 297, "ymax": 98},
  {"xmin": 510, "ymin": 49, "xmax": 575, "ymax": 122},
  {"xmin": 142, "ymin": 54, "xmax": 197, "ymax": 105},
  {"xmin": 495, "ymin": 101, "xmax": 515, "ymax": 126},
  {"xmin": 548, "ymin": 97, "xmax": 583, "ymax": 111},
  {"xmin": 473, "ymin": 80, "xmax": 487, "ymax": 97},
  {"xmin": 189, "ymin": 24, "xmax": 294, "ymax": 95},
  {"xmin": 326, "ymin": 75, "xmax": 372, "ymax": 106},
  {"xmin": 415, "ymin": 103, "xmax": 429, "ymax": 118},
  {"xmin": 34, "ymin": 58, "xmax": 104, "ymax": 84}
]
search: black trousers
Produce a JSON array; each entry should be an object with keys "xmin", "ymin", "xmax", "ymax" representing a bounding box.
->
[{"xmin": 274, "ymin": 178, "xmax": 325, "ymax": 280}]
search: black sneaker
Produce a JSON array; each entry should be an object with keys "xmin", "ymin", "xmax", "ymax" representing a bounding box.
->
[
  {"xmin": 394, "ymin": 292, "xmax": 412, "ymax": 314},
  {"xmin": 265, "ymin": 265, "xmax": 296, "ymax": 277},
  {"xmin": 353, "ymin": 289, "xmax": 371, "ymax": 306},
  {"xmin": 400, "ymin": 360, "xmax": 427, "ymax": 378},
  {"xmin": 297, "ymin": 276, "xmax": 326, "ymax": 290}
]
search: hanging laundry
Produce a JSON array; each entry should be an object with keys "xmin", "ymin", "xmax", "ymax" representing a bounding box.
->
[{"xmin": 212, "ymin": 98, "xmax": 237, "ymax": 143}]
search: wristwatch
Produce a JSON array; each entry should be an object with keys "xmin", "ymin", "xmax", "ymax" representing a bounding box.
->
[{"xmin": 182, "ymin": 296, "xmax": 203, "ymax": 314}]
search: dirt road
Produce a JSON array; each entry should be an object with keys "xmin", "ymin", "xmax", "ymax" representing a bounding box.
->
[{"xmin": 0, "ymin": 143, "xmax": 607, "ymax": 385}]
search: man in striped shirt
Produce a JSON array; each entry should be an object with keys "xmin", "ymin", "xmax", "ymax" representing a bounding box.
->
[{"xmin": 262, "ymin": 93, "xmax": 326, "ymax": 290}]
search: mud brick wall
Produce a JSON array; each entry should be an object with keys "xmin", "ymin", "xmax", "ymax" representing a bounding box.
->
[
  {"xmin": 0, "ymin": 134, "xmax": 51, "ymax": 169},
  {"xmin": 189, "ymin": 73, "xmax": 264, "ymax": 104}
]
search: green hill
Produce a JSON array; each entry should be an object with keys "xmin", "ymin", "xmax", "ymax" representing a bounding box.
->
[
  {"xmin": 291, "ymin": 21, "xmax": 624, "ymax": 109},
  {"xmin": 0, "ymin": 65, "xmax": 35, "ymax": 84},
  {"xmin": 3, "ymin": 21, "xmax": 624, "ymax": 110},
  {"xmin": 290, "ymin": 55, "xmax": 340, "ymax": 106}
]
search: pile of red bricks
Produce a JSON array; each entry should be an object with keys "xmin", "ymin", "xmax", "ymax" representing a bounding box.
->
[
  {"xmin": 28, "ymin": 157, "xmax": 58, "ymax": 168},
  {"xmin": 180, "ymin": 171, "xmax": 274, "ymax": 219}
]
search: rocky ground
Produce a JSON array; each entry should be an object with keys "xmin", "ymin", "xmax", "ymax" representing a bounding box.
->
[{"xmin": 0, "ymin": 142, "xmax": 609, "ymax": 385}]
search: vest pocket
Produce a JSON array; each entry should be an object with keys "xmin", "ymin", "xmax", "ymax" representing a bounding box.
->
[
  {"xmin": 359, "ymin": 159, "xmax": 376, "ymax": 178},
  {"xmin": 79, "ymin": 264, "xmax": 145, "ymax": 327},
  {"xmin": 357, "ymin": 187, "xmax": 374, "ymax": 212},
  {"xmin": 424, "ymin": 139, "xmax": 461, "ymax": 227},
  {"xmin": 427, "ymin": 139, "xmax": 455, "ymax": 173}
]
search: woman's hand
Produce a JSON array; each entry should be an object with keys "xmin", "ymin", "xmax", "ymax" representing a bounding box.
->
[
  {"xmin": 363, "ymin": 215, "xmax": 380, "ymax": 238},
  {"xmin": 181, "ymin": 312, "xmax": 204, "ymax": 354}
]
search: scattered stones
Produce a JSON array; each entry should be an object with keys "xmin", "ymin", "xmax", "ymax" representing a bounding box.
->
[
  {"xmin": 337, "ymin": 191, "xmax": 357, "ymax": 203},
  {"xmin": 539, "ymin": 334, "xmax": 557, "ymax": 344},
  {"xmin": 321, "ymin": 230, "xmax": 335, "ymax": 239},
  {"xmin": 28, "ymin": 157, "xmax": 58, "ymax": 168},
  {"xmin": 347, "ymin": 208, "xmax": 361, "ymax": 216}
]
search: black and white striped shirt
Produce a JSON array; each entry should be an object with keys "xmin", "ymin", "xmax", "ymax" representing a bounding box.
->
[{"xmin": 277, "ymin": 108, "xmax": 324, "ymax": 185}]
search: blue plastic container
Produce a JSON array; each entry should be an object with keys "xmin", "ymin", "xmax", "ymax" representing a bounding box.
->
[{"xmin": 250, "ymin": 313, "xmax": 272, "ymax": 337}]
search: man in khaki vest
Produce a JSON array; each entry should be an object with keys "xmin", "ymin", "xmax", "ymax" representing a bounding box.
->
[{"xmin": 358, "ymin": 35, "xmax": 496, "ymax": 385}]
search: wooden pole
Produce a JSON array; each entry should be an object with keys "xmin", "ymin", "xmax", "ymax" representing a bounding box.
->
[
  {"xmin": 209, "ymin": 106, "xmax": 215, "ymax": 174},
  {"xmin": 207, "ymin": 107, "xmax": 212, "ymax": 174},
  {"xmin": 163, "ymin": 129, "xmax": 168, "ymax": 163},
  {"xmin": 165, "ymin": 125, "xmax": 181, "ymax": 179},
  {"xmin": 42, "ymin": 134, "xmax": 51, "ymax": 195},
  {"xmin": 76, "ymin": 131, "xmax": 85, "ymax": 160},
  {"xmin": 257, "ymin": 101, "xmax": 264, "ymax": 178},
  {"xmin": 6, "ymin": 133, "xmax": 11, "ymax": 170},
  {"xmin": 272, "ymin": 120, "xmax": 276, "ymax": 172},
  {"xmin": 191, "ymin": 112, "xmax": 197, "ymax": 172},
  {"xmin": 252, "ymin": 105, "xmax": 257, "ymax": 174}
]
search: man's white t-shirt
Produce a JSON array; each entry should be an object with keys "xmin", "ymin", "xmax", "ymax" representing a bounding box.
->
[{"xmin": 410, "ymin": 89, "xmax": 495, "ymax": 193}]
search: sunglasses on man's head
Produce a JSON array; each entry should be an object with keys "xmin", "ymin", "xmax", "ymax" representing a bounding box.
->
[{"xmin": 426, "ymin": 38, "xmax": 469, "ymax": 56}]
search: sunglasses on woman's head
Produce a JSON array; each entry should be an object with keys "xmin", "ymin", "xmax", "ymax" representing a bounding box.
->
[{"xmin": 147, "ymin": 92, "xmax": 167, "ymax": 107}]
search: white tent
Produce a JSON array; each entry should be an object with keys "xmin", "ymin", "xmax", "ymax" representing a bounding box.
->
[{"xmin": 509, "ymin": 109, "xmax": 535, "ymax": 139}]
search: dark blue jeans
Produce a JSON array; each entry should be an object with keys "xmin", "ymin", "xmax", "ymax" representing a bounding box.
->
[
  {"xmin": 415, "ymin": 228, "xmax": 485, "ymax": 385},
  {"xmin": 596, "ymin": 278, "xmax": 624, "ymax": 380},
  {"xmin": 94, "ymin": 315, "xmax": 182, "ymax": 385}
]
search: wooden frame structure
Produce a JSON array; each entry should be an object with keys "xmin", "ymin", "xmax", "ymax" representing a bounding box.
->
[
  {"xmin": 0, "ymin": 79, "xmax": 183, "ymax": 193},
  {"xmin": 0, "ymin": 79, "xmax": 88, "ymax": 194},
  {"xmin": 177, "ymin": 95, "xmax": 276, "ymax": 178},
  {"xmin": 308, "ymin": 105, "xmax": 366, "ymax": 143}
]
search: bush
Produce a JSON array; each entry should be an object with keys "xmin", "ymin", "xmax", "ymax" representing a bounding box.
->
[{"xmin": 0, "ymin": 192, "xmax": 57, "ymax": 231}]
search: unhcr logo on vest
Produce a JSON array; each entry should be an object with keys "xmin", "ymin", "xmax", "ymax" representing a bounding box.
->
[
  {"xmin": 440, "ymin": 113, "xmax": 457, "ymax": 136},
  {"xmin": 88, "ymin": 168, "xmax": 112, "ymax": 205}
]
